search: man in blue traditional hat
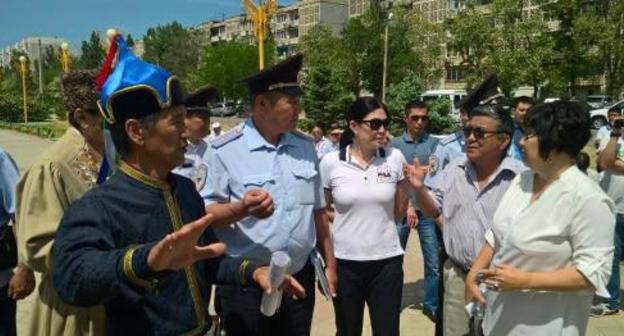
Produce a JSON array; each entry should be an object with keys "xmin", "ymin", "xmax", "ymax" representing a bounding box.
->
[
  {"xmin": 52, "ymin": 35, "xmax": 304, "ymax": 336},
  {"xmin": 203, "ymin": 54, "xmax": 337, "ymax": 336}
]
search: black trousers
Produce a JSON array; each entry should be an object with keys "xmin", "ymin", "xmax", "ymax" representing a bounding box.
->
[
  {"xmin": 0, "ymin": 284, "xmax": 16, "ymax": 336},
  {"xmin": 333, "ymin": 256, "xmax": 403, "ymax": 336},
  {"xmin": 218, "ymin": 261, "xmax": 316, "ymax": 336}
]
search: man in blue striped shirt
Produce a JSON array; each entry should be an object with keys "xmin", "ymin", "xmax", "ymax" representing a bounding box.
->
[{"xmin": 406, "ymin": 102, "xmax": 525, "ymax": 336}]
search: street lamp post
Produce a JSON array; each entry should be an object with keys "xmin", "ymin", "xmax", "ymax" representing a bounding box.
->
[
  {"xmin": 60, "ymin": 42, "xmax": 71, "ymax": 74},
  {"xmin": 382, "ymin": 12, "xmax": 393, "ymax": 103},
  {"xmin": 243, "ymin": 0, "xmax": 277, "ymax": 70},
  {"xmin": 18, "ymin": 56, "xmax": 28, "ymax": 124}
]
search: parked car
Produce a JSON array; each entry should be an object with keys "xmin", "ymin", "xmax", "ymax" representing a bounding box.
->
[
  {"xmin": 543, "ymin": 97, "xmax": 560, "ymax": 103},
  {"xmin": 420, "ymin": 90, "xmax": 467, "ymax": 119},
  {"xmin": 590, "ymin": 98, "xmax": 624, "ymax": 129},
  {"xmin": 211, "ymin": 102, "xmax": 237, "ymax": 117},
  {"xmin": 586, "ymin": 95, "xmax": 613, "ymax": 109}
]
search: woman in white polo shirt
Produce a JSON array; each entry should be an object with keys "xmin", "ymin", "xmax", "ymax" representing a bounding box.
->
[{"xmin": 321, "ymin": 96, "xmax": 409, "ymax": 336}]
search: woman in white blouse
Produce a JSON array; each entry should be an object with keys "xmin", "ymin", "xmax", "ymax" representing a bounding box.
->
[{"xmin": 465, "ymin": 101, "xmax": 616, "ymax": 336}]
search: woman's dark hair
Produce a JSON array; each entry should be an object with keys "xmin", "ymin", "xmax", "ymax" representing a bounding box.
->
[
  {"xmin": 524, "ymin": 101, "xmax": 591, "ymax": 160},
  {"xmin": 339, "ymin": 96, "xmax": 388, "ymax": 149}
]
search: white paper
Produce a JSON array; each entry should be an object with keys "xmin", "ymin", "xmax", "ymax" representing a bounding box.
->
[{"xmin": 260, "ymin": 251, "xmax": 291, "ymax": 316}]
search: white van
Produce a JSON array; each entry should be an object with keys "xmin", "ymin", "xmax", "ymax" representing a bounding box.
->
[{"xmin": 420, "ymin": 90, "xmax": 467, "ymax": 119}]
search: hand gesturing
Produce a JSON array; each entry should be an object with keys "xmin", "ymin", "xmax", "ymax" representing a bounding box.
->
[
  {"xmin": 403, "ymin": 158, "xmax": 428, "ymax": 189},
  {"xmin": 148, "ymin": 214, "xmax": 226, "ymax": 272}
]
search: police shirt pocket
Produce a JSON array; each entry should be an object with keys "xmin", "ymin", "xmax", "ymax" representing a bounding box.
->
[
  {"xmin": 292, "ymin": 169, "xmax": 317, "ymax": 204},
  {"xmin": 242, "ymin": 174, "xmax": 274, "ymax": 188}
]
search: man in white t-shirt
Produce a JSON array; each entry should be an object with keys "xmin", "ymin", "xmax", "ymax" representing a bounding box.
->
[{"xmin": 595, "ymin": 109, "xmax": 624, "ymax": 316}]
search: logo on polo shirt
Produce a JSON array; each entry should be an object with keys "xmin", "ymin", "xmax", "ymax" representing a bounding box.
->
[{"xmin": 376, "ymin": 165, "xmax": 396, "ymax": 183}]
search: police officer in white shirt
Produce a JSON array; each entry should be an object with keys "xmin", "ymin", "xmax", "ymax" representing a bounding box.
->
[{"xmin": 173, "ymin": 85, "xmax": 217, "ymax": 201}]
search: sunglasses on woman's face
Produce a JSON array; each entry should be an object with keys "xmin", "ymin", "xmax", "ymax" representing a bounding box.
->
[
  {"xmin": 360, "ymin": 118, "xmax": 390, "ymax": 131},
  {"xmin": 462, "ymin": 126, "xmax": 502, "ymax": 140}
]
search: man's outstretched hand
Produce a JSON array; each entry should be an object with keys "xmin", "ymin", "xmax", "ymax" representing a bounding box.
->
[{"xmin": 148, "ymin": 214, "xmax": 226, "ymax": 273}]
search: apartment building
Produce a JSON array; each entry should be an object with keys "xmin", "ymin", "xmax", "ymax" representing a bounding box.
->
[
  {"xmin": 196, "ymin": 0, "xmax": 348, "ymax": 57},
  {"xmin": 0, "ymin": 37, "xmax": 66, "ymax": 70}
]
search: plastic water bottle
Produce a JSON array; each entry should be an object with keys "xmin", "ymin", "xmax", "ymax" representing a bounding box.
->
[{"xmin": 476, "ymin": 282, "xmax": 488, "ymax": 318}]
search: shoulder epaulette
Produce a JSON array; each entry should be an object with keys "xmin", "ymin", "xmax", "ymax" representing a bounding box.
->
[
  {"xmin": 211, "ymin": 124, "xmax": 243, "ymax": 149},
  {"xmin": 439, "ymin": 133, "xmax": 458, "ymax": 146},
  {"xmin": 291, "ymin": 130, "xmax": 314, "ymax": 142}
]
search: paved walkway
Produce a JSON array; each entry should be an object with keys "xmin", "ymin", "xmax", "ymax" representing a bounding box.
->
[
  {"xmin": 0, "ymin": 128, "xmax": 52, "ymax": 172},
  {"xmin": 2, "ymin": 128, "xmax": 623, "ymax": 335}
]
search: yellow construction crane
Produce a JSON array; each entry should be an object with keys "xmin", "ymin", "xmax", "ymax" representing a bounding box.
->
[{"xmin": 243, "ymin": 0, "xmax": 277, "ymax": 70}]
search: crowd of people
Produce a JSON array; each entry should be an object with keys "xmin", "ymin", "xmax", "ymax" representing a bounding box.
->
[{"xmin": 0, "ymin": 33, "xmax": 621, "ymax": 336}]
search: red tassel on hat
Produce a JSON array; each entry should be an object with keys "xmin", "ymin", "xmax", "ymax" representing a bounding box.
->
[{"xmin": 96, "ymin": 33, "xmax": 121, "ymax": 92}]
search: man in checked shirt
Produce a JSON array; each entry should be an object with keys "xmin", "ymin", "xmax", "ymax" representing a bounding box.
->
[{"xmin": 405, "ymin": 75, "xmax": 525, "ymax": 336}]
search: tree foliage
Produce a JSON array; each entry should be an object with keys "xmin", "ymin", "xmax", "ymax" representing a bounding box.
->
[
  {"xmin": 571, "ymin": 0, "xmax": 624, "ymax": 97},
  {"xmin": 78, "ymin": 31, "xmax": 105, "ymax": 69},
  {"xmin": 192, "ymin": 39, "xmax": 275, "ymax": 102},
  {"xmin": 142, "ymin": 22, "xmax": 202, "ymax": 87},
  {"xmin": 385, "ymin": 71, "xmax": 425, "ymax": 132},
  {"xmin": 301, "ymin": 60, "xmax": 353, "ymax": 129},
  {"xmin": 298, "ymin": 5, "xmax": 446, "ymax": 130}
]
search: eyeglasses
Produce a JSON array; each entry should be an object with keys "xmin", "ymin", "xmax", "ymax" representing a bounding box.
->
[
  {"xmin": 410, "ymin": 115, "xmax": 429, "ymax": 122},
  {"xmin": 361, "ymin": 118, "xmax": 390, "ymax": 131},
  {"xmin": 462, "ymin": 126, "xmax": 502, "ymax": 140}
]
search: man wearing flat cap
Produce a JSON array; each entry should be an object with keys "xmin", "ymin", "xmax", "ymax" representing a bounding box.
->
[
  {"xmin": 204, "ymin": 54, "xmax": 337, "ymax": 336},
  {"xmin": 52, "ymin": 35, "xmax": 303, "ymax": 336},
  {"xmin": 173, "ymin": 85, "xmax": 217, "ymax": 201}
]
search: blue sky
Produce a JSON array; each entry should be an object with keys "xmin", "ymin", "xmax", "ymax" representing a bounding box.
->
[{"xmin": 1, "ymin": 0, "xmax": 296, "ymax": 51}]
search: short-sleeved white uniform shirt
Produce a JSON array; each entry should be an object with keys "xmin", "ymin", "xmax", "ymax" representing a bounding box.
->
[{"xmin": 320, "ymin": 146, "xmax": 406, "ymax": 261}]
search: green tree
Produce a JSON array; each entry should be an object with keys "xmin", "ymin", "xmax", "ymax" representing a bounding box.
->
[
  {"xmin": 192, "ymin": 39, "xmax": 275, "ymax": 102},
  {"xmin": 445, "ymin": 3, "xmax": 495, "ymax": 88},
  {"xmin": 301, "ymin": 61, "xmax": 353, "ymax": 129},
  {"xmin": 41, "ymin": 45, "xmax": 63, "ymax": 87},
  {"xmin": 573, "ymin": 0, "xmax": 624, "ymax": 97},
  {"xmin": 78, "ymin": 31, "xmax": 105, "ymax": 69},
  {"xmin": 126, "ymin": 34, "xmax": 136, "ymax": 48},
  {"xmin": 401, "ymin": 8, "xmax": 446, "ymax": 87},
  {"xmin": 542, "ymin": 0, "xmax": 594, "ymax": 96},
  {"xmin": 385, "ymin": 71, "xmax": 425, "ymax": 133},
  {"xmin": 486, "ymin": 0, "xmax": 557, "ymax": 96},
  {"xmin": 427, "ymin": 98, "xmax": 458, "ymax": 134},
  {"xmin": 340, "ymin": 3, "xmax": 436, "ymax": 97},
  {"xmin": 298, "ymin": 25, "xmax": 356, "ymax": 97},
  {"xmin": 143, "ymin": 22, "xmax": 201, "ymax": 86}
]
